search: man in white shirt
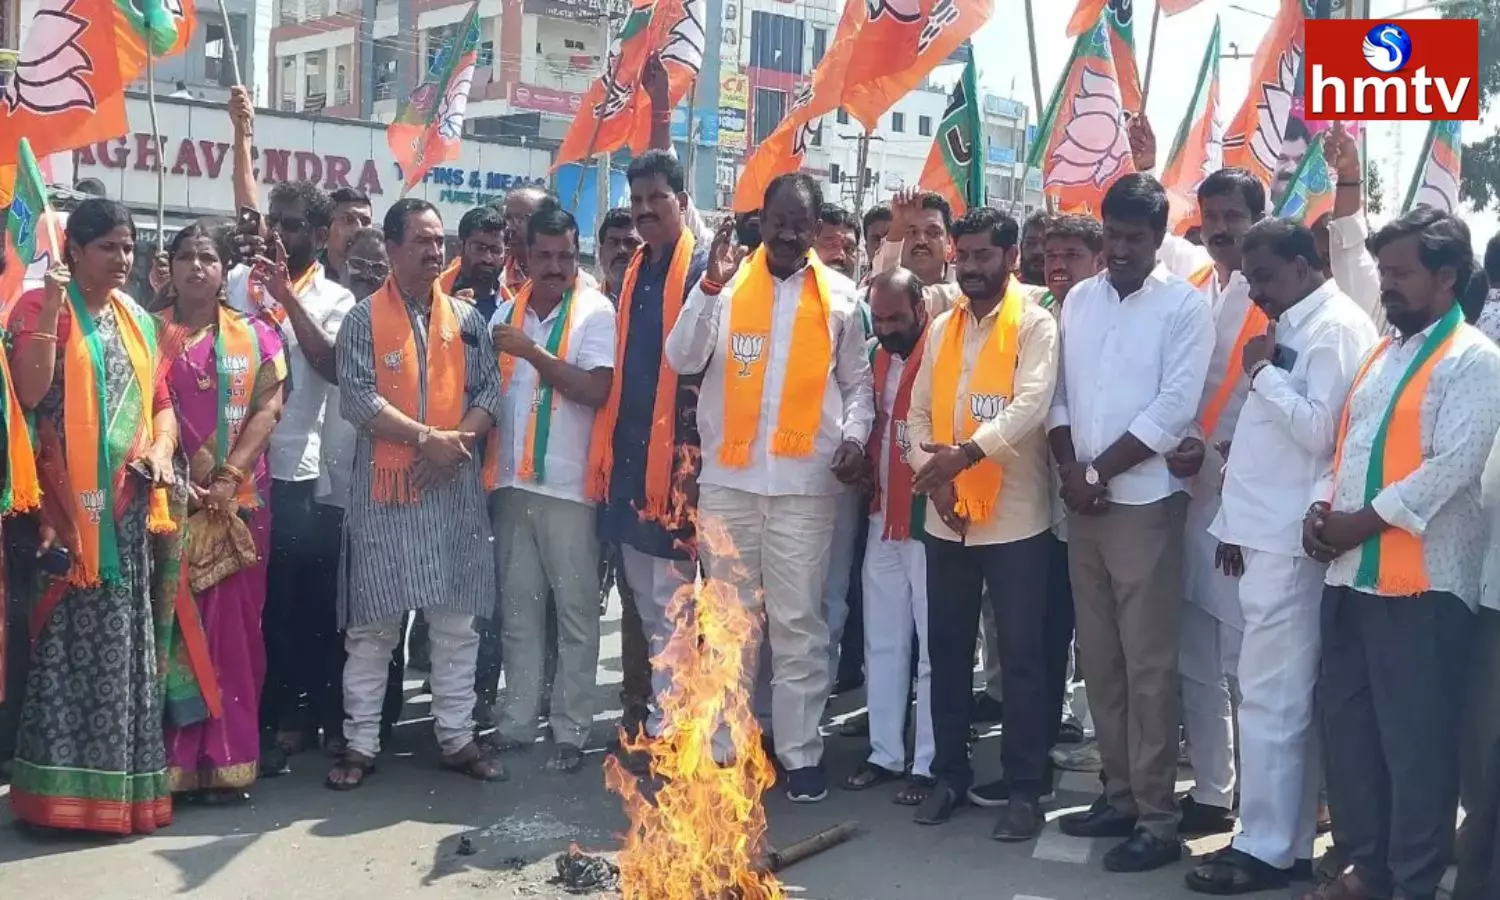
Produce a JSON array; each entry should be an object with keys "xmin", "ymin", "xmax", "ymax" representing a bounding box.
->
[
  {"xmin": 1304, "ymin": 208, "xmax": 1500, "ymax": 900},
  {"xmin": 1167, "ymin": 167, "xmax": 1270, "ymax": 839},
  {"xmin": 666, "ymin": 173, "xmax": 874, "ymax": 803},
  {"xmin": 1048, "ymin": 174, "xmax": 1214, "ymax": 872},
  {"xmin": 230, "ymin": 179, "xmax": 358, "ymax": 767},
  {"xmin": 489, "ymin": 208, "xmax": 617, "ymax": 774},
  {"xmin": 1183, "ymin": 219, "xmax": 1378, "ymax": 895}
]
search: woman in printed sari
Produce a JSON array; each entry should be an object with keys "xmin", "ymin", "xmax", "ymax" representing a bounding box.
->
[
  {"xmin": 6, "ymin": 199, "xmax": 180, "ymax": 835},
  {"xmin": 158, "ymin": 223, "xmax": 286, "ymax": 802}
]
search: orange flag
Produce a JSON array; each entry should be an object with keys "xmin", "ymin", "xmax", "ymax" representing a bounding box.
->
[
  {"xmin": 1222, "ymin": 0, "xmax": 1309, "ymax": 186},
  {"xmin": 0, "ymin": 0, "xmax": 130, "ymax": 198},
  {"xmin": 733, "ymin": 0, "xmax": 990, "ymax": 212},
  {"xmin": 1068, "ymin": 0, "xmax": 1207, "ymax": 37},
  {"xmin": 553, "ymin": 0, "xmax": 705, "ymax": 168},
  {"xmin": 1161, "ymin": 16, "xmax": 1223, "ymax": 234},
  {"xmin": 1027, "ymin": 16, "xmax": 1136, "ymax": 215}
]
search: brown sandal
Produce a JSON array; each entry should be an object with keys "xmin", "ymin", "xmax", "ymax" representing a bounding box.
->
[
  {"xmin": 442, "ymin": 743, "xmax": 508, "ymax": 782},
  {"xmin": 325, "ymin": 752, "xmax": 376, "ymax": 791}
]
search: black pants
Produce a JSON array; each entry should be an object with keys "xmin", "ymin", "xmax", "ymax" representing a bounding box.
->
[
  {"xmin": 926, "ymin": 530, "xmax": 1051, "ymax": 796},
  {"xmin": 1042, "ymin": 534, "xmax": 1077, "ymax": 750},
  {"xmin": 837, "ymin": 510, "xmax": 870, "ymax": 686},
  {"xmin": 1455, "ymin": 734, "xmax": 1500, "ymax": 900},
  {"xmin": 1319, "ymin": 586, "xmax": 1472, "ymax": 898},
  {"xmin": 261, "ymin": 480, "xmax": 346, "ymax": 742}
]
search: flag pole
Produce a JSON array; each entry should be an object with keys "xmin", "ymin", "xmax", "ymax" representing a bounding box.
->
[
  {"xmin": 214, "ymin": 0, "xmax": 244, "ymax": 87},
  {"xmin": 569, "ymin": 10, "xmax": 614, "ymax": 212},
  {"xmin": 145, "ymin": 27, "xmax": 166, "ymax": 248},
  {"xmin": 1022, "ymin": 0, "xmax": 1053, "ymax": 213},
  {"xmin": 1141, "ymin": 2, "xmax": 1162, "ymax": 110}
]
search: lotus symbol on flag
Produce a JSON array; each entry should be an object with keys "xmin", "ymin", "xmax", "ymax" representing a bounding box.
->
[
  {"xmin": 5, "ymin": 0, "xmax": 100, "ymax": 115},
  {"xmin": 895, "ymin": 420, "xmax": 911, "ymax": 458},
  {"xmin": 437, "ymin": 67, "xmax": 474, "ymax": 140},
  {"xmin": 969, "ymin": 393, "xmax": 1005, "ymax": 422},
  {"xmin": 80, "ymin": 489, "xmax": 105, "ymax": 524},
  {"xmin": 1047, "ymin": 67, "xmax": 1131, "ymax": 191},
  {"xmin": 866, "ymin": 0, "xmax": 921, "ymax": 23},
  {"xmin": 1108, "ymin": 0, "xmax": 1133, "ymax": 27},
  {"xmin": 731, "ymin": 333, "xmax": 765, "ymax": 378}
]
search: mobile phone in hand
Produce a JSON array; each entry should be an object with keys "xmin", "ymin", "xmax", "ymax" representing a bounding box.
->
[{"xmin": 238, "ymin": 205, "xmax": 262, "ymax": 235}]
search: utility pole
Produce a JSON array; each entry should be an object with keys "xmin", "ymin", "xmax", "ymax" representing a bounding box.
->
[{"xmin": 852, "ymin": 128, "xmax": 871, "ymax": 221}]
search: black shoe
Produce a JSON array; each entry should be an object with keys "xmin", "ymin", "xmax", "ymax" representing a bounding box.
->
[
  {"xmin": 913, "ymin": 782, "xmax": 965, "ymax": 825},
  {"xmin": 991, "ymin": 798, "xmax": 1043, "ymax": 843},
  {"xmin": 1179, "ymin": 796, "xmax": 1238, "ymax": 836},
  {"xmin": 971, "ymin": 693, "xmax": 1005, "ymax": 724},
  {"xmin": 967, "ymin": 776, "xmax": 1057, "ymax": 808},
  {"xmin": 785, "ymin": 766, "xmax": 828, "ymax": 803},
  {"xmin": 1059, "ymin": 795, "xmax": 1138, "ymax": 838},
  {"xmin": 1184, "ymin": 847, "xmax": 1294, "ymax": 894},
  {"xmin": 832, "ymin": 671, "xmax": 866, "ymax": 696},
  {"xmin": 1103, "ymin": 827, "xmax": 1183, "ymax": 873}
]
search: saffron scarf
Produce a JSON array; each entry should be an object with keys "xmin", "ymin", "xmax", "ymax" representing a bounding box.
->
[
  {"xmin": 1188, "ymin": 263, "xmax": 1215, "ymax": 289},
  {"xmin": 1332, "ymin": 302, "xmax": 1463, "ymax": 596},
  {"xmin": 438, "ymin": 258, "xmax": 462, "ymax": 295},
  {"xmin": 586, "ymin": 232, "xmax": 695, "ymax": 519},
  {"xmin": 210, "ymin": 305, "xmax": 263, "ymax": 508},
  {"xmin": 0, "ymin": 347, "xmax": 40, "ymax": 516},
  {"xmin": 63, "ymin": 285, "xmax": 174, "ymax": 586},
  {"xmin": 868, "ymin": 327, "xmax": 928, "ymax": 541},
  {"xmin": 929, "ymin": 278, "xmax": 1026, "ymax": 525},
  {"xmin": 1199, "ymin": 300, "xmax": 1270, "ymax": 439},
  {"xmin": 499, "ymin": 279, "xmax": 579, "ymax": 484},
  {"xmin": 369, "ymin": 277, "xmax": 466, "ymax": 504},
  {"xmin": 721, "ymin": 248, "xmax": 834, "ymax": 467}
]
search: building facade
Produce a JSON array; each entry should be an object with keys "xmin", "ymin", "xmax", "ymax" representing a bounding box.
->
[{"xmin": 981, "ymin": 93, "xmax": 1044, "ymax": 217}]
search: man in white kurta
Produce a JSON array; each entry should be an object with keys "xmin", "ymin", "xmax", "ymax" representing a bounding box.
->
[
  {"xmin": 665, "ymin": 174, "xmax": 874, "ymax": 803},
  {"xmin": 1183, "ymin": 219, "xmax": 1377, "ymax": 894}
]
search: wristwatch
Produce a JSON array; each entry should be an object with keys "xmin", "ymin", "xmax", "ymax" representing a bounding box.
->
[
  {"xmin": 1084, "ymin": 464, "xmax": 1101, "ymax": 486},
  {"xmin": 960, "ymin": 440, "xmax": 985, "ymax": 467},
  {"xmin": 417, "ymin": 426, "xmax": 433, "ymax": 447}
]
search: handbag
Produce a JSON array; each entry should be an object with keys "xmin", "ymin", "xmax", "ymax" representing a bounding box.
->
[{"xmin": 184, "ymin": 508, "xmax": 258, "ymax": 592}]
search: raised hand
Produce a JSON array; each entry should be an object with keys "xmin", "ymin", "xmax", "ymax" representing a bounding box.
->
[
  {"xmin": 229, "ymin": 85, "xmax": 254, "ymax": 136},
  {"xmin": 642, "ymin": 53, "xmax": 670, "ymax": 110},
  {"xmin": 1324, "ymin": 123, "xmax": 1361, "ymax": 183},
  {"xmin": 42, "ymin": 264, "xmax": 71, "ymax": 310},
  {"xmin": 705, "ymin": 219, "xmax": 746, "ymax": 286},
  {"xmin": 1128, "ymin": 113, "xmax": 1157, "ymax": 173}
]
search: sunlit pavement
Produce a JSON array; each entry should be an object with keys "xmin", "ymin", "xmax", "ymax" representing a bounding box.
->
[{"xmin": 0, "ymin": 595, "xmax": 1317, "ymax": 900}]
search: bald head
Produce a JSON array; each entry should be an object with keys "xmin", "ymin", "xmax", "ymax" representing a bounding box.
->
[{"xmin": 869, "ymin": 267, "xmax": 926, "ymax": 358}]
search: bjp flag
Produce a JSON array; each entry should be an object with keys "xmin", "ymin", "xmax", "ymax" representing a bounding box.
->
[
  {"xmin": 0, "ymin": 0, "xmax": 129, "ymax": 191},
  {"xmin": 1027, "ymin": 16, "xmax": 1136, "ymax": 215},
  {"xmin": 552, "ymin": 0, "xmax": 705, "ymax": 168},
  {"xmin": 732, "ymin": 0, "xmax": 989, "ymax": 212},
  {"xmin": 115, "ymin": 0, "xmax": 197, "ymax": 83},
  {"xmin": 1068, "ymin": 0, "xmax": 1208, "ymax": 36},
  {"xmin": 389, "ymin": 1, "xmax": 482, "ymax": 192},
  {"xmin": 917, "ymin": 51, "xmax": 984, "ymax": 216},
  {"xmin": 1063, "ymin": 0, "xmax": 1142, "ymax": 113},
  {"xmin": 1223, "ymin": 0, "xmax": 1311, "ymax": 186},
  {"xmin": 1161, "ymin": 16, "xmax": 1223, "ymax": 234}
]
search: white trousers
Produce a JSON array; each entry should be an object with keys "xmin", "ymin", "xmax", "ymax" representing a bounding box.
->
[
  {"xmin": 822, "ymin": 486, "xmax": 866, "ymax": 679},
  {"xmin": 1231, "ymin": 548, "xmax": 1325, "ymax": 869},
  {"xmin": 862, "ymin": 514, "xmax": 934, "ymax": 777},
  {"xmin": 618, "ymin": 545, "xmax": 697, "ymax": 738},
  {"xmin": 343, "ymin": 606, "xmax": 478, "ymax": 758},
  {"xmin": 699, "ymin": 485, "xmax": 837, "ymax": 771},
  {"xmin": 1180, "ymin": 521, "xmax": 1243, "ymax": 809}
]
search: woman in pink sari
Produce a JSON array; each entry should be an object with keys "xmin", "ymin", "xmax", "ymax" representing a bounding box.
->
[{"xmin": 159, "ymin": 223, "xmax": 286, "ymax": 802}]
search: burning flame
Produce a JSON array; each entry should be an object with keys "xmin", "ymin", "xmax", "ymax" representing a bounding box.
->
[{"xmin": 604, "ymin": 443, "xmax": 785, "ymax": 900}]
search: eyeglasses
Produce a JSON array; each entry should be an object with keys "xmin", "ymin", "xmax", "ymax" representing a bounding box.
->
[
  {"xmin": 268, "ymin": 215, "xmax": 310, "ymax": 234},
  {"xmin": 346, "ymin": 258, "xmax": 389, "ymax": 280}
]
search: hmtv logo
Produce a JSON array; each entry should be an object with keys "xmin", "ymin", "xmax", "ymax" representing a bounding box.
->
[{"xmin": 1304, "ymin": 19, "xmax": 1481, "ymax": 121}]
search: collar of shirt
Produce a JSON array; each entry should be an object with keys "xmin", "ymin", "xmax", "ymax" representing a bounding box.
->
[{"xmin": 1106, "ymin": 264, "xmax": 1177, "ymax": 303}]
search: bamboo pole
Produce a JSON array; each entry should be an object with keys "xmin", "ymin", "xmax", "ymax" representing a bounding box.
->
[
  {"xmin": 1141, "ymin": 2, "xmax": 1162, "ymax": 110},
  {"xmin": 214, "ymin": 0, "xmax": 244, "ymax": 86},
  {"xmin": 146, "ymin": 31, "xmax": 166, "ymax": 245},
  {"xmin": 1022, "ymin": 0, "xmax": 1053, "ymax": 213}
]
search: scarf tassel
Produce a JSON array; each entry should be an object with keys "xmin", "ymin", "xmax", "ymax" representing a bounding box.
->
[
  {"xmin": 770, "ymin": 429, "xmax": 815, "ymax": 458},
  {"xmin": 954, "ymin": 496, "xmax": 993, "ymax": 525},
  {"xmin": 147, "ymin": 488, "xmax": 176, "ymax": 533},
  {"xmin": 720, "ymin": 439, "xmax": 753, "ymax": 469},
  {"xmin": 373, "ymin": 464, "xmax": 413, "ymax": 505},
  {"xmin": 882, "ymin": 517, "xmax": 911, "ymax": 542}
]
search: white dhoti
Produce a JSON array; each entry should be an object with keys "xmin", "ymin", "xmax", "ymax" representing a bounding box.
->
[
  {"xmin": 618, "ymin": 546, "xmax": 697, "ymax": 738},
  {"xmin": 699, "ymin": 485, "xmax": 837, "ymax": 771},
  {"xmin": 343, "ymin": 606, "xmax": 479, "ymax": 758},
  {"xmin": 1180, "ymin": 496, "xmax": 1243, "ymax": 809},
  {"xmin": 861, "ymin": 513, "xmax": 934, "ymax": 777},
  {"xmin": 1230, "ymin": 548, "xmax": 1325, "ymax": 868}
]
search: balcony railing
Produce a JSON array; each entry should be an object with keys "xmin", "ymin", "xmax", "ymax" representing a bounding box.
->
[
  {"xmin": 278, "ymin": 3, "xmax": 297, "ymax": 24},
  {"xmin": 280, "ymin": 96, "xmax": 296, "ymax": 111},
  {"xmin": 305, "ymin": 0, "xmax": 327, "ymax": 18},
  {"xmin": 304, "ymin": 91, "xmax": 327, "ymax": 112},
  {"xmin": 374, "ymin": 81, "xmax": 395, "ymax": 101},
  {"xmin": 334, "ymin": 88, "xmax": 352, "ymax": 106}
]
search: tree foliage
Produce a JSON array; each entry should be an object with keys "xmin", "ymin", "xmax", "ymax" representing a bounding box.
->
[
  {"xmin": 1443, "ymin": 0, "xmax": 1500, "ymax": 210},
  {"xmin": 1365, "ymin": 158, "xmax": 1385, "ymax": 214}
]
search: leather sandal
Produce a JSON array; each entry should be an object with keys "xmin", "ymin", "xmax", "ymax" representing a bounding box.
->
[
  {"xmin": 325, "ymin": 752, "xmax": 376, "ymax": 791},
  {"xmin": 441, "ymin": 743, "xmax": 508, "ymax": 782}
]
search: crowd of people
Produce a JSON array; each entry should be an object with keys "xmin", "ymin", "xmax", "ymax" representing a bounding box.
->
[{"xmin": 2, "ymin": 57, "xmax": 1500, "ymax": 900}]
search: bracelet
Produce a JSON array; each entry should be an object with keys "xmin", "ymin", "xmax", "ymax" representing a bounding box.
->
[
  {"xmin": 700, "ymin": 278, "xmax": 725, "ymax": 296},
  {"xmin": 25, "ymin": 332, "xmax": 58, "ymax": 342},
  {"xmin": 1248, "ymin": 359, "xmax": 1273, "ymax": 383}
]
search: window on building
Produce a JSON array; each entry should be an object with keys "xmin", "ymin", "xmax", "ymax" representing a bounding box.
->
[
  {"xmin": 829, "ymin": 161, "xmax": 842, "ymax": 186},
  {"xmin": 750, "ymin": 11, "xmax": 804, "ymax": 74},
  {"xmin": 479, "ymin": 40, "xmax": 494, "ymax": 68},
  {"xmin": 427, "ymin": 23, "xmax": 458, "ymax": 74},
  {"xmin": 812, "ymin": 27, "xmax": 827, "ymax": 66},
  {"xmin": 918, "ymin": 115, "xmax": 932, "ymax": 136},
  {"xmin": 836, "ymin": 108, "xmax": 848, "ymax": 125},
  {"xmin": 564, "ymin": 37, "xmax": 584, "ymax": 50},
  {"xmin": 753, "ymin": 87, "xmax": 786, "ymax": 144},
  {"xmin": 372, "ymin": 38, "xmax": 398, "ymax": 100},
  {"xmin": 891, "ymin": 111, "xmax": 905, "ymax": 133},
  {"xmin": 304, "ymin": 51, "xmax": 326, "ymax": 111},
  {"xmin": 279, "ymin": 56, "xmax": 296, "ymax": 109},
  {"xmin": 810, "ymin": 120, "xmax": 822, "ymax": 147},
  {"xmin": 205, "ymin": 22, "xmax": 227, "ymax": 85}
]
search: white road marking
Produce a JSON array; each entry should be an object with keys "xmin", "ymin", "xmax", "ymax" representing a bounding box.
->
[{"xmin": 1031, "ymin": 830, "xmax": 1094, "ymax": 864}]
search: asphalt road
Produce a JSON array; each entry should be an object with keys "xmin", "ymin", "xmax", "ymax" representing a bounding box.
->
[{"xmin": 0, "ymin": 596, "xmax": 1310, "ymax": 900}]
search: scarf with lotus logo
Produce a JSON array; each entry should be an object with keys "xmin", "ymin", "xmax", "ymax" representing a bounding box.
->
[
  {"xmin": 868, "ymin": 324, "xmax": 928, "ymax": 541},
  {"xmin": 721, "ymin": 248, "xmax": 834, "ymax": 467},
  {"xmin": 929, "ymin": 278, "xmax": 1025, "ymax": 525}
]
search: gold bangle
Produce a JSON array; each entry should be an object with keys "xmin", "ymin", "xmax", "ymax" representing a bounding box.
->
[{"xmin": 26, "ymin": 332, "xmax": 58, "ymax": 342}]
